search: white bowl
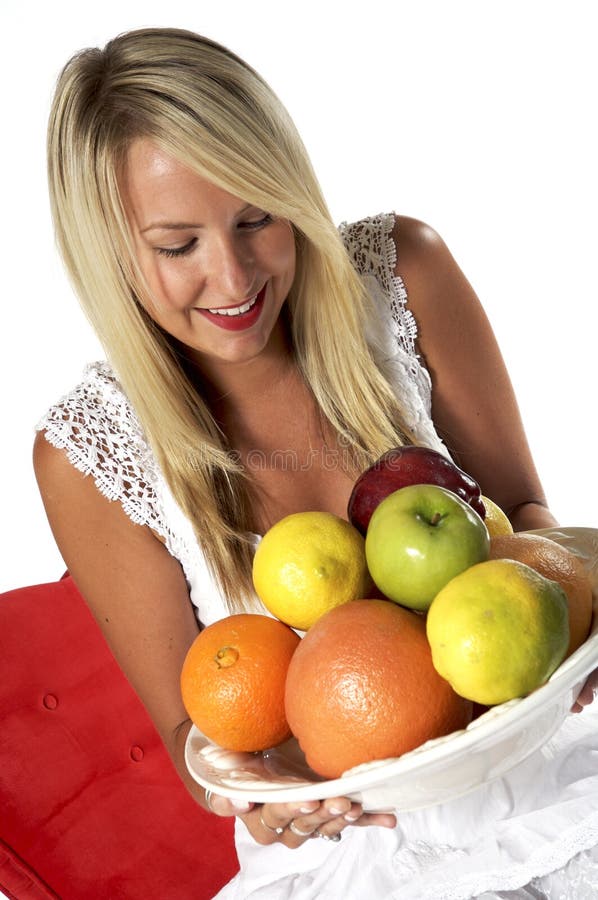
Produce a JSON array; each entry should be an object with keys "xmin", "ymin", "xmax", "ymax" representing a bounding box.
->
[{"xmin": 185, "ymin": 527, "xmax": 598, "ymax": 812}]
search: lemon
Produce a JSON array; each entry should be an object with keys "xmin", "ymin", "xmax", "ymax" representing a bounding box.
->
[
  {"xmin": 252, "ymin": 512, "xmax": 370, "ymax": 630},
  {"xmin": 426, "ymin": 559, "xmax": 569, "ymax": 705},
  {"xmin": 481, "ymin": 495, "xmax": 513, "ymax": 538}
]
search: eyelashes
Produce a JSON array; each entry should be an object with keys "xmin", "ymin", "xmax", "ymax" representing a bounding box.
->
[
  {"xmin": 240, "ymin": 213, "xmax": 274, "ymax": 231},
  {"xmin": 158, "ymin": 238, "xmax": 197, "ymax": 259},
  {"xmin": 156, "ymin": 214, "xmax": 274, "ymax": 259}
]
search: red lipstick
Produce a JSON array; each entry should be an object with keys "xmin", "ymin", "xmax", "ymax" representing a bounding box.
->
[{"xmin": 198, "ymin": 284, "xmax": 267, "ymax": 332}]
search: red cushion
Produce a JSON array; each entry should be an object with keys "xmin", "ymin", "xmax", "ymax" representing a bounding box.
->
[{"xmin": 0, "ymin": 577, "xmax": 239, "ymax": 899}]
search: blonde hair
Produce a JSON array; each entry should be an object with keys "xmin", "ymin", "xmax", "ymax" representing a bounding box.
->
[{"xmin": 47, "ymin": 27, "xmax": 415, "ymax": 611}]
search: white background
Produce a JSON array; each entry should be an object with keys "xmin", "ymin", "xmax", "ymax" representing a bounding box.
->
[{"xmin": 1, "ymin": 0, "xmax": 596, "ymax": 593}]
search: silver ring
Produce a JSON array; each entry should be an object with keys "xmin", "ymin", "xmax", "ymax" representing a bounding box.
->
[
  {"xmin": 288, "ymin": 819, "xmax": 315, "ymax": 838},
  {"xmin": 205, "ymin": 789, "xmax": 216, "ymax": 813},
  {"xmin": 259, "ymin": 809, "xmax": 285, "ymax": 836},
  {"xmin": 314, "ymin": 829, "xmax": 342, "ymax": 842}
]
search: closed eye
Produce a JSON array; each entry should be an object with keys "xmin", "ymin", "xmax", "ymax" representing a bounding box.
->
[
  {"xmin": 155, "ymin": 214, "xmax": 272, "ymax": 257},
  {"xmin": 157, "ymin": 238, "xmax": 197, "ymax": 259},
  {"xmin": 239, "ymin": 213, "xmax": 274, "ymax": 231}
]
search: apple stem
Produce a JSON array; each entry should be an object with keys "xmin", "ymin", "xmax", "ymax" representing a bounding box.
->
[{"xmin": 430, "ymin": 512, "xmax": 442, "ymax": 526}]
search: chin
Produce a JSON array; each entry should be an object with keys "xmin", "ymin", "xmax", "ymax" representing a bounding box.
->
[{"xmin": 195, "ymin": 335, "xmax": 274, "ymax": 370}]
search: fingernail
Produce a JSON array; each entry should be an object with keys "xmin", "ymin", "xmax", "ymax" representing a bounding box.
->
[
  {"xmin": 328, "ymin": 805, "xmax": 345, "ymax": 815},
  {"xmin": 344, "ymin": 813, "xmax": 360, "ymax": 822},
  {"xmin": 298, "ymin": 804, "xmax": 318, "ymax": 814},
  {"xmin": 231, "ymin": 799, "xmax": 252, "ymax": 811}
]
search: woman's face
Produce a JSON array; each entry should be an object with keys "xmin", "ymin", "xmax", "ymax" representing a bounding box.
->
[{"xmin": 120, "ymin": 138, "xmax": 296, "ymax": 373}]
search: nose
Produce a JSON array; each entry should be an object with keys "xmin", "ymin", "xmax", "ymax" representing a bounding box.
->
[{"xmin": 203, "ymin": 232, "xmax": 256, "ymax": 302}]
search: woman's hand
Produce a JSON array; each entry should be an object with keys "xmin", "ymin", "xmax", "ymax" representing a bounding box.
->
[
  {"xmin": 572, "ymin": 667, "xmax": 598, "ymax": 712},
  {"xmin": 205, "ymin": 791, "xmax": 396, "ymax": 847}
]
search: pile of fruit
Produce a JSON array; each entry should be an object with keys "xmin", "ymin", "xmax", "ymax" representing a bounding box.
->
[{"xmin": 180, "ymin": 447, "xmax": 593, "ymax": 780}]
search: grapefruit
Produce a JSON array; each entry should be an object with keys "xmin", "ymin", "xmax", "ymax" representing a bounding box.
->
[
  {"xmin": 285, "ymin": 599, "xmax": 473, "ymax": 779},
  {"xmin": 489, "ymin": 532, "xmax": 593, "ymax": 657}
]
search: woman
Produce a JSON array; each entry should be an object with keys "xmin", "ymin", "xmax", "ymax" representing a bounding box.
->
[{"xmin": 35, "ymin": 27, "xmax": 597, "ymax": 898}]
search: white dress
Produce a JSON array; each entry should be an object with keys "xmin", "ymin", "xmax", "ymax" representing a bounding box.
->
[{"xmin": 38, "ymin": 215, "xmax": 598, "ymax": 899}]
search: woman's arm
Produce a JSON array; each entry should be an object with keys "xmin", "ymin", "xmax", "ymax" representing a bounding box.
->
[
  {"xmin": 394, "ymin": 215, "xmax": 558, "ymax": 531},
  {"xmin": 33, "ymin": 431, "xmax": 204, "ymax": 791},
  {"xmin": 393, "ymin": 219, "xmax": 598, "ymax": 712},
  {"xmin": 33, "ymin": 433, "xmax": 396, "ymax": 844}
]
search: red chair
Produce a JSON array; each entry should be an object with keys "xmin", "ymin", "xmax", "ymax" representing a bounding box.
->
[{"xmin": 0, "ymin": 576, "xmax": 239, "ymax": 899}]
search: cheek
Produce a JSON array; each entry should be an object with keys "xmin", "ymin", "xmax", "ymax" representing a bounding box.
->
[
  {"xmin": 269, "ymin": 228, "xmax": 297, "ymax": 284},
  {"xmin": 139, "ymin": 255, "xmax": 197, "ymax": 313}
]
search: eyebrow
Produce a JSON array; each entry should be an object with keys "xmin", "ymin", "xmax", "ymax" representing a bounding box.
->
[
  {"xmin": 140, "ymin": 222, "xmax": 202, "ymax": 234},
  {"xmin": 140, "ymin": 204, "xmax": 256, "ymax": 235}
]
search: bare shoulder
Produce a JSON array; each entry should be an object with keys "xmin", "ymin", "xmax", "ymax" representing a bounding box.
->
[
  {"xmin": 393, "ymin": 214, "xmax": 444, "ymax": 251},
  {"xmin": 34, "ymin": 426, "xmax": 70, "ymax": 472},
  {"xmin": 34, "ymin": 428, "xmax": 151, "ymax": 541},
  {"xmin": 33, "ymin": 429, "xmax": 102, "ymax": 529},
  {"xmin": 33, "ymin": 429, "xmax": 189, "ymax": 594},
  {"xmin": 391, "ymin": 214, "xmax": 478, "ymax": 328},
  {"xmin": 393, "ymin": 215, "xmax": 455, "ymax": 279},
  {"xmin": 34, "ymin": 428, "xmax": 88, "ymax": 496}
]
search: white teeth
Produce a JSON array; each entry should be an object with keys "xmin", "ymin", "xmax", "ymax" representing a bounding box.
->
[{"xmin": 208, "ymin": 294, "xmax": 258, "ymax": 316}]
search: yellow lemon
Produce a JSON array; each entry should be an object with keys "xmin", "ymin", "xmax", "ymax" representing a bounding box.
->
[
  {"xmin": 481, "ymin": 495, "xmax": 513, "ymax": 538},
  {"xmin": 426, "ymin": 558, "xmax": 569, "ymax": 705},
  {"xmin": 252, "ymin": 512, "xmax": 370, "ymax": 630}
]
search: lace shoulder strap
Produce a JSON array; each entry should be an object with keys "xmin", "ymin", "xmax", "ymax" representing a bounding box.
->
[
  {"xmin": 36, "ymin": 362, "xmax": 195, "ymax": 574},
  {"xmin": 338, "ymin": 212, "xmax": 418, "ymax": 358},
  {"xmin": 339, "ymin": 214, "xmax": 448, "ymax": 457}
]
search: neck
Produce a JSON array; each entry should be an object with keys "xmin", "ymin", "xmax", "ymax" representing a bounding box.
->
[{"xmin": 180, "ymin": 317, "xmax": 298, "ymax": 422}]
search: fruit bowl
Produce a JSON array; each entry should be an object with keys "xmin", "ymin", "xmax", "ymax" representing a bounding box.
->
[{"xmin": 184, "ymin": 527, "xmax": 598, "ymax": 812}]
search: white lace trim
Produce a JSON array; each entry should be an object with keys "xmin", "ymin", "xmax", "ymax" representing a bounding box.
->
[
  {"xmin": 521, "ymin": 841, "xmax": 598, "ymax": 899},
  {"xmin": 340, "ymin": 213, "xmax": 446, "ymax": 456},
  {"xmin": 36, "ymin": 361, "xmax": 198, "ymax": 587},
  {"xmin": 477, "ymin": 843, "xmax": 598, "ymax": 900},
  {"xmin": 417, "ymin": 816, "xmax": 598, "ymax": 899},
  {"xmin": 339, "ymin": 212, "xmax": 418, "ymax": 358}
]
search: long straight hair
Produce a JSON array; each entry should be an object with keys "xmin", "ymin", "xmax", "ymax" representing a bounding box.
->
[{"xmin": 47, "ymin": 28, "xmax": 416, "ymax": 610}]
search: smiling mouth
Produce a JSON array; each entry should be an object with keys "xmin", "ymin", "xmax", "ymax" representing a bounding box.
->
[
  {"xmin": 197, "ymin": 283, "xmax": 268, "ymax": 331},
  {"xmin": 207, "ymin": 294, "xmax": 259, "ymax": 317}
]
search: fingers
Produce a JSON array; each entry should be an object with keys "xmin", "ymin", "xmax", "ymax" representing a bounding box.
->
[
  {"xmin": 572, "ymin": 683, "xmax": 594, "ymax": 712},
  {"xmin": 251, "ymin": 800, "xmax": 322, "ymax": 846},
  {"xmin": 571, "ymin": 668, "xmax": 598, "ymax": 713},
  {"xmin": 352, "ymin": 811, "xmax": 397, "ymax": 829},
  {"xmin": 244, "ymin": 797, "xmax": 396, "ymax": 848},
  {"xmin": 283, "ymin": 798, "xmax": 362, "ymax": 847},
  {"xmin": 203, "ymin": 790, "xmax": 398, "ymax": 848},
  {"xmin": 204, "ymin": 789, "xmax": 254, "ymax": 817}
]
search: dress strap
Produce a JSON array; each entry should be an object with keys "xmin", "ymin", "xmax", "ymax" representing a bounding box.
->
[{"xmin": 339, "ymin": 212, "xmax": 418, "ymax": 359}]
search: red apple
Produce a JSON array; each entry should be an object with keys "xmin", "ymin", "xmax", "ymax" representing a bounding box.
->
[{"xmin": 348, "ymin": 446, "xmax": 486, "ymax": 535}]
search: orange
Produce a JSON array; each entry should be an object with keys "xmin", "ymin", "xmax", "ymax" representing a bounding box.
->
[
  {"xmin": 284, "ymin": 599, "xmax": 472, "ymax": 779},
  {"xmin": 489, "ymin": 533, "xmax": 593, "ymax": 657},
  {"xmin": 180, "ymin": 614, "xmax": 300, "ymax": 752}
]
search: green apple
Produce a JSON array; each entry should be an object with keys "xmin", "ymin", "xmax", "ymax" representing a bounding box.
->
[{"xmin": 365, "ymin": 484, "xmax": 490, "ymax": 611}]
